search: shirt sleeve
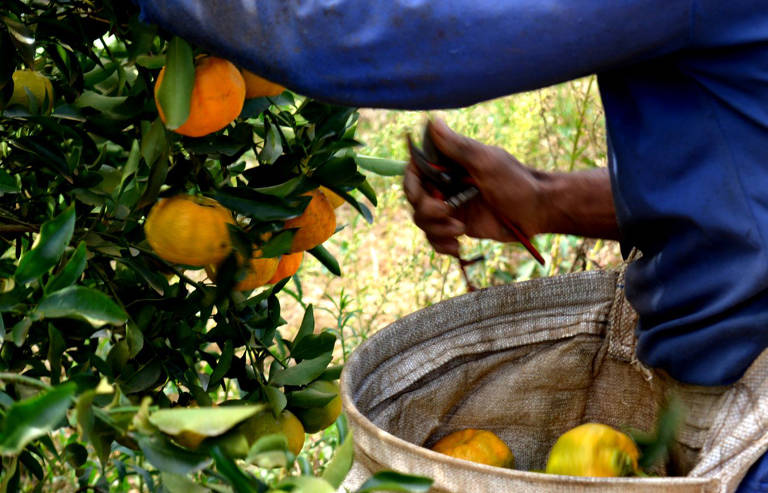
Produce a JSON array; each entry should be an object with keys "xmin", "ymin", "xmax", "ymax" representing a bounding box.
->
[{"xmin": 135, "ymin": 0, "xmax": 693, "ymax": 109}]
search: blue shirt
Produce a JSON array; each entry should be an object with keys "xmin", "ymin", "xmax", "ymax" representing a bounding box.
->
[{"xmin": 136, "ymin": 1, "xmax": 768, "ymax": 487}]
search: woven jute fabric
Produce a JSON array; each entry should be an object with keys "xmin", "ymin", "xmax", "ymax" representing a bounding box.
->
[{"xmin": 339, "ymin": 269, "xmax": 768, "ymax": 492}]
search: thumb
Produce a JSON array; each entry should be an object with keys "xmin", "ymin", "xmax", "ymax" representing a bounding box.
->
[{"xmin": 426, "ymin": 118, "xmax": 482, "ymax": 175}]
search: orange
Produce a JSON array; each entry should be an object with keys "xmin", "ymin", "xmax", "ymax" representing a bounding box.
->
[
  {"xmin": 319, "ymin": 186, "xmax": 345, "ymax": 209},
  {"xmin": 284, "ymin": 190, "xmax": 336, "ymax": 253},
  {"xmin": 431, "ymin": 429, "xmax": 515, "ymax": 468},
  {"xmin": 155, "ymin": 56, "xmax": 245, "ymax": 137},
  {"xmin": 6, "ymin": 69, "xmax": 54, "ymax": 112},
  {"xmin": 206, "ymin": 249, "xmax": 280, "ymax": 291},
  {"xmin": 144, "ymin": 195, "xmax": 234, "ymax": 266},
  {"xmin": 545, "ymin": 423, "xmax": 639, "ymax": 477},
  {"xmin": 292, "ymin": 380, "xmax": 342, "ymax": 434},
  {"xmin": 239, "ymin": 409, "xmax": 305, "ymax": 456},
  {"xmin": 267, "ymin": 252, "xmax": 303, "ymax": 284},
  {"xmin": 241, "ymin": 70, "xmax": 285, "ymax": 98}
]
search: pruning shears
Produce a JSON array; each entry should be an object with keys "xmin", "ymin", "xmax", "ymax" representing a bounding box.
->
[{"xmin": 408, "ymin": 124, "xmax": 545, "ymax": 290}]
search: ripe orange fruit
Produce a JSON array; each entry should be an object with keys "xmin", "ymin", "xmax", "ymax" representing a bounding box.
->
[
  {"xmin": 239, "ymin": 409, "xmax": 305, "ymax": 456},
  {"xmin": 267, "ymin": 252, "xmax": 303, "ymax": 284},
  {"xmin": 6, "ymin": 69, "xmax": 54, "ymax": 112},
  {"xmin": 144, "ymin": 195, "xmax": 234, "ymax": 266},
  {"xmin": 241, "ymin": 70, "xmax": 285, "ymax": 98},
  {"xmin": 431, "ymin": 429, "xmax": 515, "ymax": 468},
  {"xmin": 284, "ymin": 190, "xmax": 336, "ymax": 253},
  {"xmin": 545, "ymin": 423, "xmax": 640, "ymax": 477},
  {"xmin": 155, "ymin": 56, "xmax": 245, "ymax": 137},
  {"xmin": 292, "ymin": 380, "xmax": 342, "ymax": 434},
  {"xmin": 319, "ymin": 186, "xmax": 345, "ymax": 209},
  {"xmin": 206, "ymin": 249, "xmax": 280, "ymax": 291}
]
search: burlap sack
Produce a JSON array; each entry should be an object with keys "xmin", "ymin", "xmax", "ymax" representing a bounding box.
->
[{"xmin": 339, "ymin": 268, "xmax": 768, "ymax": 492}]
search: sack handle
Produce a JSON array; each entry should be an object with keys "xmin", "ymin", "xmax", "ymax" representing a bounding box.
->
[{"xmin": 594, "ymin": 249, "xmax": 654, "ymax": 379}]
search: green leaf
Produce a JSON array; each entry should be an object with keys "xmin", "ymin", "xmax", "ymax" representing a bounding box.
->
[
  {"xmin": 263, "ymin": 385, "xmax": 287, "ymax": 417},
  {"xmin": 74, "ymin": 91, "xmax": 128, "ymax": 112},
  {"xmin": 208, "ymin": 340, "xmax": 234, "ymax": 390},
  {"xmin": 47, "ymin": 325, "xmax": 66, "ymax": 385},
  {"xmin": 308, "ymin": 245, "xmax": 341, "ymax": 276},
  {"xmin": 0, "ymin": 382, "xmax": 76, "ymax": 455},
  {"xmin": 214, "ymin": 188, "xmax": 309, "ymax": 221},
  {"xmin": 160, "ymin": 472, "xmax": 211, "ymax": 493},
  {"xmin": 354, "ymin": 155, "xmax": 407, "ymax": 176},
  {"xmin": 269, "ymin": 353, "xmax": 333, "ymax": 387},
  {"xmin": 291, "ymin": 332, "xmax": 336, "ymax": 361},
  {"xmin": 121, "ymin": 139, "xmax": 141, "ymax": 188},
  {"xmin": 319, "ymin": 365, "xmax": 344, "ymax": 381},
  {"xmin": 355, "ymin": 471, "xmax": 434, "ymax": 493},
  {"xmin": 357, "ymin": 179, "xmax": 378, "ymax": 207},
  {"xmin": 138, "ymin": 434, "xmax": 212, "ymax": 476},
  {"xmin": 15, "ymin": 204, "xmax": 76, "ymax": 284},
  {"xmin": 141, "ymin": 118, "xmax": 168, "ymax": 167},
  {"xmin": 211, "ymin": 445, "xmax": 267, "ymax": 493},
  {"xmin": 259, "ymin": 230, "xmax": 295, "ymax": 258},
  {"xmin": 2, "ymin": 16, "xmax": 35, "ymax": 67},
  {"xmin": 322, "ymin": 431, "xmax": 355, "ymax": 489},
  {"xmin": 44, "ymin": 241, "xmax": 87, "ymax": 293},
  {"xmin": 157, "ymin": 37, "xmax": 194, "ymax": 130},
  {"xmin": 294, "ymin": 305, "xmax": 315, "ymax": 345},
  {"xmin": 245, "ymin": 434, "xmax": 292, "ymax": 469},
  {"xmin": 275, "ymin": 476, "xmax": 335, "ymax": 493},
  {"xmin": 120, "ymin": 359, "xmax": 163, "ymax": 394},
  {"xmin": 135, "ymin": 54, "xmax": 166, "ymax": 70},
  {"xmin": 0, "ymin": 168, "xmax": 19, "ymax": 194},
  {"xmin": 63, "ymin": 442, "xmax": 88, "ymax": 469},
  {"xmin": 126, "ymin": 323, "xmax": 144, "ymax": 359},
  {"xmin": 149, "ymin": 405, "xmax": 267, "ymax": 441},
  {"xmin": 287, "ymin": 387, "xmax": 336, "ymax": 409},
  {"xmin": 260, "ymin": 123, "xmax": 283, "ymax": 165},
  {"xmin": 136, "ymin": 151, "xmax": 169, "ymax": 210},
  {"xmin": 36, "ymin": 285, "xmax": 128, "ymax": 328},
  {"xmin": 313, "ymin": 156, "xmax": 365, "ymax": 188},
  {"xmin": 11, "ymin": 317, "xmax": 31, "ymax": 347}
]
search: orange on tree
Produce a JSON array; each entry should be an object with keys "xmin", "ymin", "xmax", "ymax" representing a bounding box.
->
[
  {"xmin": 239, "ymin": 408, "xmax": 305, "ymax": 456},
  {"xmin": 284, "ymin": 189, "xmax": 336, "ymax": 253},
  {"xmin": 319, "ymin": 186, "xmax": 345, "ymax": 209},
  {"xmin": 241, "ymin": 69, "xmax": 285, "ymax": 98},
  {"xmin": 6, "ymin": 69, "xmax": 54, "ymax": 112},
  {"xmin": 144, "ymin": 195, "xmax": 235, "ymax": 266},
  {"xmin": 291, "ymin": 380, "xmax": 342, "ymax": 433},
  {"xmin": 155, "ymin": 56, "xmax": 245, "ymax": 137},
  {"xmin": 206, "ymin": 249, "xmax": 280, "ymax": 291},
  {"xmin": 267, "ymin": 251, "xmax": 304, "ymax": 284},
  {"xmin": 545, "ymin": 423, "xmax": 640, "ymax": 477},
  {"xmin": 212, "ymin": 408, "xmax": 305, "ymax": 459},
  {"xmin": 430, "ymin": 429, "xmax": 515, "ymax": 468}
]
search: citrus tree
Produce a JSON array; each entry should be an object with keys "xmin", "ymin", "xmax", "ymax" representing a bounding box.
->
[{"xmin": 0, "ymin": 1, "xmax": 431, "ymax": 491}]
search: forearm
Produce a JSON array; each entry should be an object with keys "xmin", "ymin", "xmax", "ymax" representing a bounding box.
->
[
  {"xmin": 137, "ymin": 0, "xmax": 692, "ymax": 109},
  {"xmin": 538, "ymin": 168, "xmax": 620, "ymax": 241}
]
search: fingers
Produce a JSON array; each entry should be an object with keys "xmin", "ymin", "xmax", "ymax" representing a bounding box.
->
[{"xmin": 403, "ymin": 163, "xmax": 465, "ymax": 256}]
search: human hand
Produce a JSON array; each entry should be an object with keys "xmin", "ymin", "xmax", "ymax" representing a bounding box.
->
[{"xmin": 404, "ymin": 119, "xmax": 550, "ymax": 257}]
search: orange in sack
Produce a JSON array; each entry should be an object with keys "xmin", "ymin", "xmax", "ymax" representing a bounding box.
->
[
  {"xmin": 545, "ymin": 423, "xmax": 640, "ymax": 477},
  {"xmin": 155, "ymin": 56, "xmax": 246, "ymax": 137},
  {"xmin": 431, "ymin": 429, "xmax": 515, "ymax": 468}
]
